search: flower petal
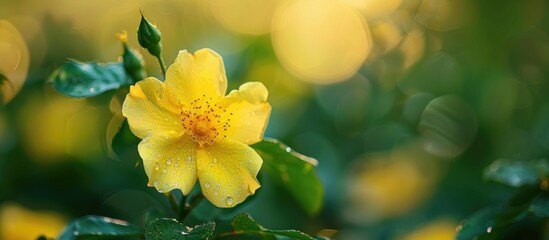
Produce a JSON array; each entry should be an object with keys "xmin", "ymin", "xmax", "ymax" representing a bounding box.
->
[
  {"xmin": 196, "ymin": 140, "xmax": 262, "ymax": 208},
  {"xmin": 218, "ymin": 82, "xmax": 271, "ymax": 145},
  {"xmin": 139, "ymin": 134, "xmax": 198, "ymax": 195},
  {"xmin": 122, "ymin": 77, "xmax": 180, "ymax": 139},
  {"xmin": 165, "ymin": 48, "xmax": 228, "ymax": 105}
]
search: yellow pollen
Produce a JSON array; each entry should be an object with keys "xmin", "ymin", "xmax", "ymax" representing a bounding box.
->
[
  {"xmin": 194, "ymin": 121, "xmax": 209, "ymax": 135},
  {"xmin": 180, "ymin": 96, "xmax": 232, "ymax": 147}
]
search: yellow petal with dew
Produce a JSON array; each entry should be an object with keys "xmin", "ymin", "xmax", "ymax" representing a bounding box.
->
[
  {"xmin": 139, "ymin": 134, "xmax": 198, "ymax": 195},
  {"xmin": 218, "ymin": 82, "xmax": 271, "ymax": 145},
  {"xmin": 196, "ymin": 140, "xmax": 262, "ymax": 207},
  {"xmin": 165, "ymin": 48, "xmax": 228, "ymax": 105},
  {"xmin": 122, "ymin": 77, "xmax": 180, "ymax": 139}
]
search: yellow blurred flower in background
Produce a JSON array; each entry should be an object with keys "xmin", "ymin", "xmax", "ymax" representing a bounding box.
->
[
  {"xmin": 123, "ymin": 48, "xmax": 271, "ymax": 208},
  {"xmin": 0, "ymin": 203, "xmax": 67, "ymax": 240}
]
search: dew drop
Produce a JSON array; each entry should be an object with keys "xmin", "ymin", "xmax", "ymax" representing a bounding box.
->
[
  {"xmin": 166, "ymin": 160, "xmax": 172, "ymax": 165},
  {"xmin": 89, "ymin": 87, "xmax": 95, "ymax": 93},
  {"xmin": 184, "ymin": 202, "xmax": 191, "ymax": 208},
  {"xmin": 213, "ymin": 158, "xmax": 218, "ymax": 163},
  {"xmin": 205, "ymin": 182, "xmax": 211, "ymax": 188},
  {"xmin": 154, "ymin": 164, "xmax": 160, "ymax": 171},
  {"xmin": 174, "ymin": 163, "xmax": 179, "ymax": 167},
  {"xmin": 486, "ymin": 227, "xmax": 492, "ymax": 233},
  {"xmin": 153, "ymin": 181, "xmax": 159, "ymax": 187},
  {"xmin": 285, "ymin": 147, "xmax": 291, "ymax": 152},
  {"xmin": 214, "ymin": 191, "xmax": 219, "ymax": 196},
  {"xmin": 226, "ymin": 196, "xmax": 234, "ymax": 205},
  {"xmin": 162, "ymin": 169, "xmax": 167, "ymax": 173}
]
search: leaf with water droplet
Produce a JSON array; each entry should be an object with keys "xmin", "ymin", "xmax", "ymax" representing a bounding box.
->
[
  {"xmin": 252, "ymin": 138, "xmax": 323, "ymax": 216},
  {"xmin": 144, "ymin": 218, "xmax": 215, "ymax": 240},
  {"xmin": 48, "ymin": 60, "xmax": 133, "ymax": 98},
  {"xmin": 57, "ymin": 215, "xmax": 142, "ymax": 240},
  {"xmin": 230, "ymin": 213, "xmax": 315, "ymax": 240},
  {"xmin": 484, "ymin": 159, "xmax": 549, "ymax": 187},
  {"xmin": 456, "ymin": 207, "xmax": 499, "ymax": 240}
]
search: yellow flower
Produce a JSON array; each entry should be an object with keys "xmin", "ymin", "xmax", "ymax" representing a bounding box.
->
[{"xmin": 122, "ymin": 48, "xmax": 271, "ymax": 207}]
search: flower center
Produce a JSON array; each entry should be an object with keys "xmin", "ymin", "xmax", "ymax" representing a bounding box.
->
[{"xmin": 180, "ymin": 95, "xmax": 231, "ymax": 147}]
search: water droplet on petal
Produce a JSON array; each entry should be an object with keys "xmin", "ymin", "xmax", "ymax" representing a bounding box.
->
[
  {"xmin": 153, "ymin": 181, "xmax": 159, "ymax": 187},
  {"xmin": 166, "ymin": 160, "xmax": 172, "ymax": 165},
  {"xmin": 226, "ymin": 196, "xmax": 234, "ymax": 205},
  {"xmin": 174, "ymin": 163, "xmax": 179, "ymax": 167},
  {"xmin": 214, "ymin": 191, "xmax": 219, "ymax": 196},
  {"xmin": 162, "ymin": 169, "xmax": 167, "ymax": 173},
  {"xmin": 205, "ymin": 182, "xmax": 211, "ymax": 188}
]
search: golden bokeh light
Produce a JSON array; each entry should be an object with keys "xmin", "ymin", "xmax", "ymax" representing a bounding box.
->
[
  {"xmin": 415, "ymin": 0, "xmax": 465, "ymax": 32},
  {"xmin": 19, "ymin": 93, "xmax": 104, "ymax": 162},
  {"xmin": 344, "ymin": 145, "xmax": 437, "ymax": 223},
  {"xmin": 0, "ymin": 20, "xmax": 29, "ymax": 104},
  {"xmin": 208, "ymin": 0, "xmax": 280, "ymax": 35},
  {"xmin": 368, "ymin": 18, "xmax": 404, "ymax": 59},
  {"xmin": 0, "ymin": 203, "xmax": 67, "ymax": 240},
  {"xmin": 340, "ymin": 0, "xmax": 403, "ymax": 20},
  {"xmin": 399, "ymin": 26, "xmax": 425, "ymax": 70},
  {"xmin": 399, "ymin": 219, "xmax": 457, "ymax": 240},
  {"xmin": 272, "ymin": 0, "xmax": 372, "ymax": 84}
]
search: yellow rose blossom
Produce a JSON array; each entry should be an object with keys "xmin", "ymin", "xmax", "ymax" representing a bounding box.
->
[{"xmin": 122, "ymin": 48, "xmax": 271, "ymax": 207}]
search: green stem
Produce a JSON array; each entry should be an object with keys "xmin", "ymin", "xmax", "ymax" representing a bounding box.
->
[
  {"xmin": 165, "ymin": 191, "xmax": 179, "ymax": 215},
  {"xmin": 156, "ymin": 53, "xmax": 167, "ymax": 79},
  {"xmin": 178, "ymin": 192, "xmax": 205, "ymax": 221}
]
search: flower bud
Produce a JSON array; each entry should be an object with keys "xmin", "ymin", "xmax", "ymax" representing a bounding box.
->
[
  {"xmin": 118, "ymin": 31, "xmax": 146, "ymax": 82},
  {"xmin": 137, "ymin": 13, "xmax": 162, "ymax": 57}
]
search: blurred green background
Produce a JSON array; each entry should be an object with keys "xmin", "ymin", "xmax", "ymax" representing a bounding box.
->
[{"xmin": 1, "ymin": 0, "xmax": 549, "ymax": 239}]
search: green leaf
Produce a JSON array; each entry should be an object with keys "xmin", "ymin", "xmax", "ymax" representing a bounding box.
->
[
  {"xmin": 144, "ymin": 218, "xmax": 215, "ymax": 240},
  {"xmin": 456, "ymin": 207, "xmax": 499, "ymax": 240},
  {"xmin": 484, "ymin": 159, "xmax": 549, "ymax": 187},
  {"xmin": 48, "ymin": 60, "xmax": 133, "ymax": 98},
  {"xmin": 229, "ymin": 213, "xmax": 314, "ymax": 240},
  {"xmin": 530, "ymin": 193, "xmax": 549, "ymax": 217},
  {"xmin": 252, "ymin": 138, "xmax": 323, "ymax": 216},
  {"xmin": 57, "ymin": 215, "xmax": 142, "ymax": 240}
]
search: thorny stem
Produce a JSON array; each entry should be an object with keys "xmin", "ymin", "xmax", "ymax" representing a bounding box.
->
[{"xmin": 178, "ymin": 192, "xmax": 205, "ymax": 221}]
